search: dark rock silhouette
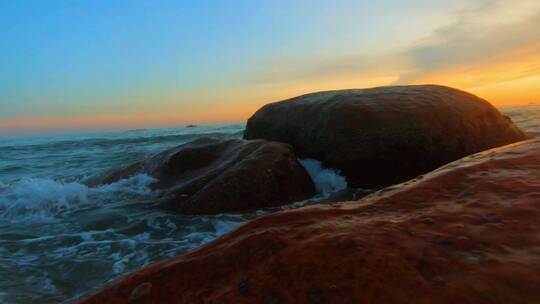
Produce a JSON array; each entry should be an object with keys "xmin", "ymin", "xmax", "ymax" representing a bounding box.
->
[
  {"xmin": 245, "ymin": 85, "xmax": 530, "ymax": 187},
  {"xmin": 97, "ymin": 137, "xmax": 315, "ymax": 214}
]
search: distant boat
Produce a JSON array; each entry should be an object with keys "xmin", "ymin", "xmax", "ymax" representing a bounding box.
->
[{"xmin": 185, "ymin": 124, "xmax": 197, "ymax": 128}]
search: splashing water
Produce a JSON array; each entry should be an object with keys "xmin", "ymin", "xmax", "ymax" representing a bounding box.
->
[
  {"xmin": 299, "ymin": 159, "xmax": 347, "ymax": 196},
  {"xmin": 0, "ymin": 107, "xmax": 537, "ymax": 303},
  {"xmin": 0, "ymin": 174, "xmax": 157, "ymax": 223},
  {"xmin": 0, "ymin": 124, "xmax": 255, "ymax": 303}
]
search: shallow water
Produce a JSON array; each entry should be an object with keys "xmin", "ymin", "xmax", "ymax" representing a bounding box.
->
[
  {"xmin": 0, "ymin": 106, "xmax": 538, "ymax": 303},
  {"xmin": 0, "ymin": 124, "xmax": 348, "ymax": 303}
]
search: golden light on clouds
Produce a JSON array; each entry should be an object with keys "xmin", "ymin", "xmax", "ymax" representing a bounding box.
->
[
  {"xmin": 409, "ymin": 42, "xmax": 540, "ymax": 105},
  {"xmin": 470, "ymin": 74, "xmax": 540, "ymax": 106}
]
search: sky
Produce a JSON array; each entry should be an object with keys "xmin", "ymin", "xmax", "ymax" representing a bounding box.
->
[{"xmin": 1, "ymin": 0, "xmax": 539, "ymax": 135}]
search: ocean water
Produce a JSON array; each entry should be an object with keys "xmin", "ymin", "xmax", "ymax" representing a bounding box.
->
[
  {"xmin": 0, "ymin": 124, "xmax": 349, "ymax": 303},
  {"xmin": 0, "ymin": 106, "xmax": 538, "ymax": 303},
  {"xmin": 501, "ymin": 105, "xmax": 540, "ymax": 134}
]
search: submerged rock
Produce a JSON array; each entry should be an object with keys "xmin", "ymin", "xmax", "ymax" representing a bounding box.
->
[
  {"xmin": 97, "ymin": 137, "xmax": 315, "ymax": 214},
  {"xmin": 79, "ymin": 137, "xmax": 540, "ymax": 303},
  {"xmin": 245, "ymin": 85, "xmax": 530, "ymax": 187}
]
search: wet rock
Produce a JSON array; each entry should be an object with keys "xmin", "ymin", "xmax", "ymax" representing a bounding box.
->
[
  {"xmin": 129, "ymin": 282, "xmax": 152, "ymax": 302},
  {"xmin": 245, "ymin": 85, "xmax": 530, "ymax": 188},
  {"xmin": 96, "ymin": 137, "xmax": 315, "ymax": 214},
  {"xmin": 79, "ymin": 138, "xmax": 540, "ymax": 303}
]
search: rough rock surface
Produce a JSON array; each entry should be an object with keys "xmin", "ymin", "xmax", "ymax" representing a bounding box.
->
[
  {"xmin": 79, "ymin": 137, "xmax": 540, "ymax": 304},
  {"xmin": 97, "ymin": 137, "xmax": 315, "ymax": 214},
  {"xmin": 244, "ymin": 85, "xmax": 530, "ymax": 187}
]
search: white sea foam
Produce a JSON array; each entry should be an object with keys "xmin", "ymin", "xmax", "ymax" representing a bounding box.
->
[
  {"xmin": 0, "ymin": 124, "xmax": 256, "ymax": 303},
  {"xmin": 0, "ymin": 178, "xmax": 89, "ymax": 222},
  {"xmin": 212, "ymin": 219, "xmax": 243, "ymax": 236},
  {"xmin": 93, "ymin": 174, "xmax": 157, "ymax": 195},
  {"xmin": 0, "ymin": 174, "xmax": 156, "ymax": 222},
  {"xmin": 299, "ymin": 159, "xmax": 347, "ymax": 197}
]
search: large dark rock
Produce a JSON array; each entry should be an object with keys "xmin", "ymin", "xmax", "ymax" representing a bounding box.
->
[
  {"xmin": 79, "ymin": 138, "xmax": 540, "ymax": 304},
  {"xmin": 97, "ymin": 138, "xmax": 315, "ymax": 214},
  {"xmin": 244, "ymin": 85, "xmax": 530, "ymax": 188}
]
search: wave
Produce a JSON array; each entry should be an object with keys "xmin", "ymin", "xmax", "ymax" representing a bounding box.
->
[
  {"xmin": 502, "ymin": 105, "xmax": 540, "ymax": 133},
  {"xmin": 92, "ymin": 174, "xmax": 157, "ymax": 195},
  {"xmin": 0, "ymin": 133, "xmax": 213, "ymax": 151},
  {"xmin": 0, "ymin": 165, "xmax": 27, "ymax": 174},
  {"xmin": 0, "ymin": 132, "xmax": 237, "ymax": 152},
  {"xmin": 299, "ymin": 159, "xmax": 347, "ymax": 197},
  {"xmin": 0, "ymin": 174, "xmax": 157, "ymax": 223},
  {"xmin": 0, "ymin": 208, "xmax": 249, "ymax": 303}
]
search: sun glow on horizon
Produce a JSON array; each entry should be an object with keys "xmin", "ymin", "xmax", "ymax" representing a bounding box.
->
[{"xmin": 1, "ymin": 0, "xmax": 539, "ymax": 135}]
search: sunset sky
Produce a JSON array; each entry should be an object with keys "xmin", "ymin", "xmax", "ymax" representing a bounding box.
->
[{"xmin": 1, "ymin": 0, "xmax": 539, "ymax": 135}]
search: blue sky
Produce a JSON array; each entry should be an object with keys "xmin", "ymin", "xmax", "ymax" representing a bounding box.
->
[{"xmin": 1, "ymin": 0, "xmax": 539, "ymax": 135}]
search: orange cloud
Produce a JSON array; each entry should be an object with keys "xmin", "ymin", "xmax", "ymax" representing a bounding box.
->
[
  {"xmin": 249, "ymin": 1, "xmax": 540, "ymax": 107},
  {"xmin": 407, "ymin": 42, "xmax": 540, "ymax": 105}
]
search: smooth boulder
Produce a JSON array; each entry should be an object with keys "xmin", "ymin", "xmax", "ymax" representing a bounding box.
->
[
  {"xmin": 97, "ymin": 137, "xmax": 315, "ymax": 214},
  {"xmin": 79, "ymin": 137, "xmax": 540, "ymax": 303},
  {"xmin": 244, "ymin": 85, "xmax": 529, "ymax": 187}
]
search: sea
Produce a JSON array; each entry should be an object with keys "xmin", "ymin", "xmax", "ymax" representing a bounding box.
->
[{"xmin": 0, "ymin": 105, "xmax": 538, "ymax": 303}]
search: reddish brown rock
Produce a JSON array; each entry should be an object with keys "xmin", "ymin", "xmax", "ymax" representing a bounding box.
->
[
  {"xmin": 245, "ymin": 85, "xmax": 530, "ymax": 188},
  {"xmin": 79, "ymin": 137, "xmax": 540, "ymax": 304},
  {"xmin": 97, "ymin": 137, "xmax": 315, "ymax": 214}
]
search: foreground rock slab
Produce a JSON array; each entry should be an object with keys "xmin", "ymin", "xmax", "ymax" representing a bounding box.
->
[
  {"xmin": 80, "ymin": 137, "xmax": 540, "ymax": 304},
  {"xmin": 245, "ymin": 85, "xmax": 529, "ymax": 188},
  {"xmin": 97, "ymin": 137, "xmax": 315, "ymax": 214}
]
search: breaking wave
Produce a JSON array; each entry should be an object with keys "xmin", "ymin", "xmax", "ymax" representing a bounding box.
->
[
  {"xmin": 0, "ymin": 174, "xmax": 157, "ymax": 223},
  {"xmin": 299, "ymin": 159, "xmax": 347, "ymax": 197}
]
